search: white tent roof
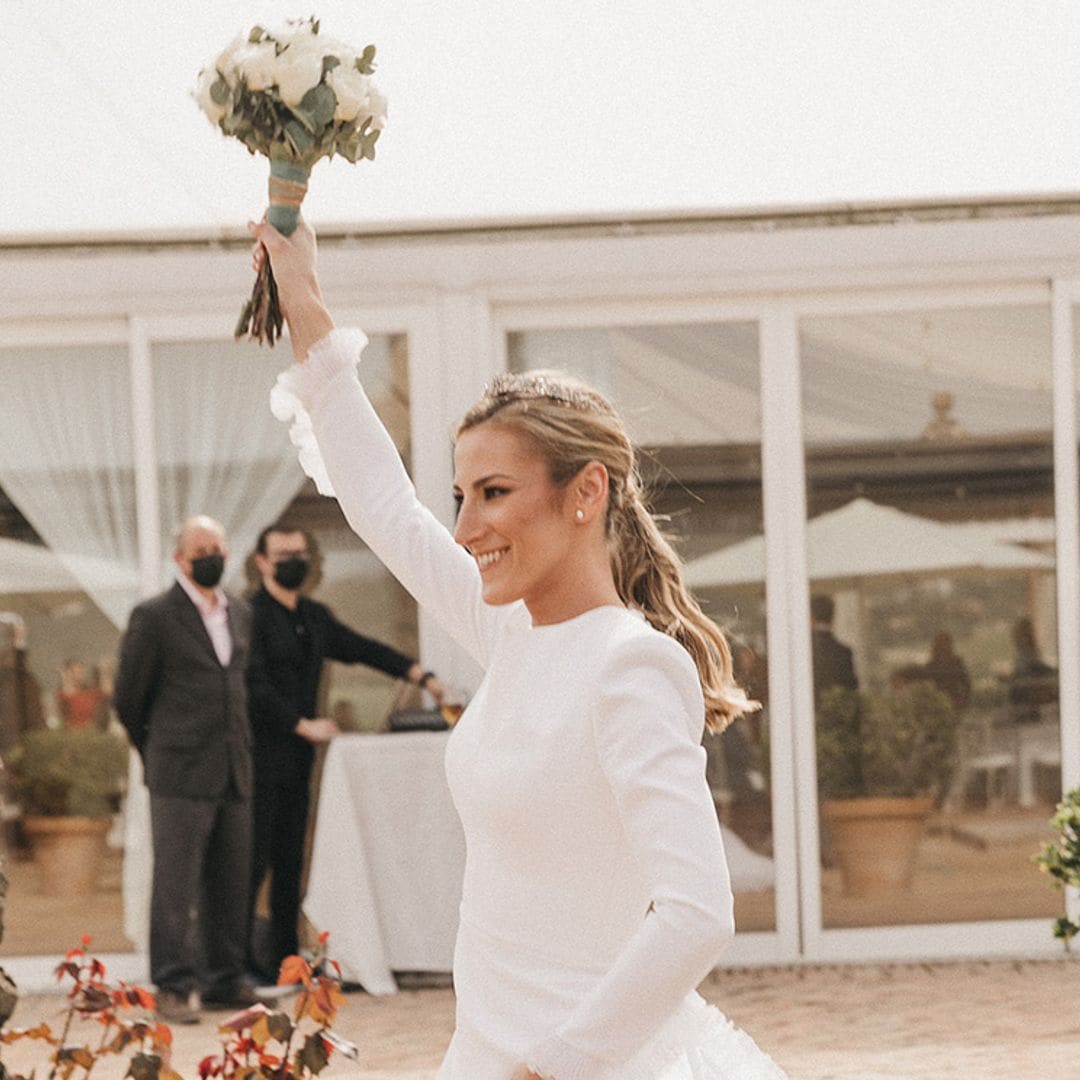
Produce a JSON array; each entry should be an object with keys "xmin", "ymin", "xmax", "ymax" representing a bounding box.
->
[
  {"xmin": 684, "ymin": 498, "xmax": 1054, "ymax": 590},
  {"xmin": 5, "ymin": 2, "xmax": 1079, "ymax": 241}
]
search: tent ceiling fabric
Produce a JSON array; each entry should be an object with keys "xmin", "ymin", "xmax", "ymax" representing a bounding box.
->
[
  {"xmin": 517, "ymin": 319, "xmax": 1057, "ymax": 451},
  {"xmin": 684, "ymin": 497, "xmax": 1054, "ymax": 590}
]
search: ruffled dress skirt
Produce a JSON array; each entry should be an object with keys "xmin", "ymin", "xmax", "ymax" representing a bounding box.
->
[{"xmin": 437, "ymin": 917, "xmax": 787, "ymax": 1080}]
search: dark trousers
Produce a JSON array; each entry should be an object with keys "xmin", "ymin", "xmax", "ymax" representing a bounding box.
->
[
  {"xmin": 149, "ymin": 793, "xmax": 252, "ymax": 997},
  {"xmin": 250, "ymin": 776, "xmax": 311, "ymax": 979}
]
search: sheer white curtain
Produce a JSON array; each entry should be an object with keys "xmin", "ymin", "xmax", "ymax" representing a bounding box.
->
[
  {"xmin": 151, "ymin": 338, "xmax": 308, "ymax": 588},
  {"xmin": 0, "ymin": 343, "xmax": 140, "ymax": 627}
]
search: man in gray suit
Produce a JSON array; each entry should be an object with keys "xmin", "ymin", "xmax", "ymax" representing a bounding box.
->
[{"xmin": 115, "ymin": 515, "xmax": 256, "ymax": 1024}]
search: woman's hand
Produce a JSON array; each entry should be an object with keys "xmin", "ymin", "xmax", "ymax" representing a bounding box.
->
[{"xmin": 247, "ymin": 216, "xmax": 335, "ymax": 361}]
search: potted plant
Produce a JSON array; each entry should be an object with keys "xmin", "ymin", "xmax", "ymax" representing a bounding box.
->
[
  {"xmin": 6, "ymin": 726, "xmax": 129, "ymax": 897},
  {"xmin": 1035, "ymin": 786, "xmax": 1080, "ymax": 949},
  {"xmin": 817, "ymin": 680, "xmax": 958, "ymax": 897}
]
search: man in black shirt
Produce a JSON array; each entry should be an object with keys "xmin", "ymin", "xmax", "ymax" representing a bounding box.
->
[
  {"xmin": 246, "ymin": 522, "xmax": 446, "ymax": 982},
  {"xmin": 810, "ymin": 593, "xmax": 859, "ymax": 706}
]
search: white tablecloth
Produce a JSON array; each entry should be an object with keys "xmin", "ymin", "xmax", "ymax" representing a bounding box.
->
[{"xmin": 303, "ymin": 731, "xmax": 465, "ymax": 995}]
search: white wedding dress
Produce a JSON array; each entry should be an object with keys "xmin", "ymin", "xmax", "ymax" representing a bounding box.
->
[{"xmin": 273, "ymin": 329, "xmax": 787, "ymax": 1079}]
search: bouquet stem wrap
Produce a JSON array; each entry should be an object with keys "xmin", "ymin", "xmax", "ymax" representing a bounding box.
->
[
  {"xmin": 267, "ymin": 159, "xmax": 311, "ymax": 236},
  {"xmin": 236, "ymin": 160, "xmax": 311, "ymax": 345}
]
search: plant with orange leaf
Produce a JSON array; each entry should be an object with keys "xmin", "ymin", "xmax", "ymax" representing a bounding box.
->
[
  {"xmin": 198, "ymin": 932, "xmax": 357, "ymax": 1080},
  {"xmin": 0, "ymin": 935, "xmax": 176, "ymax": 1080}
]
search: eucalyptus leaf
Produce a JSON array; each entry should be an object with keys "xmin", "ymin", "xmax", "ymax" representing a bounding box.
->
[
  {"xmin": 290, "ymin": 104, "xmax": 318, "ymax": 135},
  {"xmin": 360, "ymin": 129, "xmax": 380, "ymax": 161},
  {"xmin": 284, "ymin": 118, "xmax": 316, "ymax": 155},
  {"xmin": 322, "ymin": 54, "xmax": 341, "ymax": 75},
  {"xmin": 337, "ymin": 135, "xmax": 360, "ymax": 163},
  {"xmin": 299, "ymin": 82, "xmax": 337, "ymax": 130},
  {"xmin": 209, "ymin": 77, "xmax": 230, "ymax": 106},
  {"xmin": 355, "ymin": 45, "xmax": 377, "ymax": 75},
  {"xmin": 248, "ymin": 26, "xmax": 265, "ymax": 43}
]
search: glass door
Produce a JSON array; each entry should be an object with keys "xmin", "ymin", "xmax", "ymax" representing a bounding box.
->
[
  {"xmin": 506, "ymin": 315, "xmax": 794, "ymax": 963},
  {"xmin": 797, "ymin": 296, "xmax": 1066, "ymax": 958}
]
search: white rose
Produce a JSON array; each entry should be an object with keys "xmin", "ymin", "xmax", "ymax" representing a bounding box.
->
[
  {"xmin": 326, "ymin": 63, "xmax": 372, "ymax": 122},
  {"xmin": 212, "ymin": 33, "xmax": 251, "ymax": 83},
  {"xmin": 193, "ymin": 65, "xmax": 227, "ymax": 124},
  {"xmin": 366, "ymin": 85, "xmax": 389, "ymax": 130},
  {"xmin": 227, "ymin": 40, "xmax": 279, "ymax": 92},
  {"xmin": 273, "ymin": 34, "xmax": 327, "ymax": 107}
]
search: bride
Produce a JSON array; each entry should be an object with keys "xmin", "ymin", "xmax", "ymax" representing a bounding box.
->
[{"xmin": 250, "ymin": 216, "xmax": 787, "ymax": 1079}]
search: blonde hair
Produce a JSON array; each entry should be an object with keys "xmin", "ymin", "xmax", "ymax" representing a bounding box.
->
[{"xmin": 458, "ymin": 370, "xmax": 757, "ymax": 732}]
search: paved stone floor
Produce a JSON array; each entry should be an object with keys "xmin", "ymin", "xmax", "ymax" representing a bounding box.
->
[{"xmin": 2, "ymin": 957, "xmax": 1079, "ymax": 1079}]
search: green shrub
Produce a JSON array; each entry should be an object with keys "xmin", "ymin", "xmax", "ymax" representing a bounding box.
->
[
  {"xmin": 7, "ymin": 728, "xmax": 128, "ymax": 818},
  {"xmin": 817, "ymin": 680, "xmax": 958, "ymax": 800},
  {"xmin": 1035, "ymin": 787, "xmax": 1080, "ymax": 949}
]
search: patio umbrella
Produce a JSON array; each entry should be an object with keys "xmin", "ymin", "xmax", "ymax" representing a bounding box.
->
[{"xmin": 684, "ymin": 497, "xmax": 1053, "ymax": 591}]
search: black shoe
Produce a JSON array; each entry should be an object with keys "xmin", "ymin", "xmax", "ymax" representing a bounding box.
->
[
  {"xmin": 156, "ymin": 989, "xmax": 200, "ymax": 1025},
  {"xmin": 200, "ymin": 980, "xmax": 260, "ymax": 1010}
]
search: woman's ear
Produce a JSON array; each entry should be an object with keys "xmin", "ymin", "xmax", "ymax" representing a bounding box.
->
[{"xmin": 572, "ymin": 461, "xmax": 609, "ymax": 522}]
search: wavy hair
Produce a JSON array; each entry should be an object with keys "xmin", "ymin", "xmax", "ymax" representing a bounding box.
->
[{"xmin": 457, "ymin": 370, "xmax": 757, "ymax": 732}]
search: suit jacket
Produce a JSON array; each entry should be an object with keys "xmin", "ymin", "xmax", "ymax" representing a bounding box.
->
[
  {"xmin": 812, "ymin": 627, "xmax": 858, "ymax": 707},
  {"xmin": 247, "ymin": 587, "xmax": 414, "ymax": 787},
  {"xmin": 114, "ymin": 581, "xmax": 253, "ymax": 800}
]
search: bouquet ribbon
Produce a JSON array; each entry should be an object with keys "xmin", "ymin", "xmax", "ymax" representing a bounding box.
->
[{"xmin": 267, "ymin": 159, "xmax": 311, "ymax": 237}]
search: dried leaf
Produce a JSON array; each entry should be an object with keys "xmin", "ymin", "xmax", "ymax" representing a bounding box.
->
[
  {"xmin": 126, "ymin": 1052, "xmax": 162, "ymax": 1080},
  {"xmin": 217, "ymin": 1004, "xmax": 269, "ymax": 1033},
  {"xmin": 295, "ymin": 1033, "xmax": 330, "ymax": 1076},
  {"xmin": 278, "ymin": 956, "xmax": 310, "ymax": 987},
  {"xmin": 1, "ymin": 1024, "xmax": 54, "ymax": 1045},
  {"xmin": 197, "ymin": 1054, "xmax": 221, "ymax": 1078},
  {"xmin": 56, "ymin": 1047, "xmax": 94, "ymax": 1071}
]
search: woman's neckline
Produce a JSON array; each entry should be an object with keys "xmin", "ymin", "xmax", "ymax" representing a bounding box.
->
[{"xmin": 527, "ymin": 603, "xmax": 641, "ymax": 630}]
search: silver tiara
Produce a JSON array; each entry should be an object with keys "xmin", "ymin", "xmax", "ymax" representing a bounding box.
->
[{"xmin": 484, "ymin": 372, "xmax": 602, "ymax": 412}]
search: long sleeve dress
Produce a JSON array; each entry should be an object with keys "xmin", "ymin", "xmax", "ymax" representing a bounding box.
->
[{"xmin": 271, "ymin": 329, "xmax": 787, "ymax": 1080}]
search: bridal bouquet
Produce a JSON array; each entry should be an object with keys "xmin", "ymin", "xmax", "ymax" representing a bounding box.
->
[{"xmin": 194, "ymin": 17, "xmax": 387, "ymax": 345}]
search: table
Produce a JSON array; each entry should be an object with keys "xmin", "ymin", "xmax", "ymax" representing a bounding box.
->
[{"xmin": 303, "ymin": 731, "xmax": 465, "ymax": 995}]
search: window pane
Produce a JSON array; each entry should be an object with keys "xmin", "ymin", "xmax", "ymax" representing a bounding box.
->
[
  {"xmin": 800, "ymin": 305, "xmax": 1059, "ymax": 929},
  {"xmin": 510, "ymin": 322, "xmax": 777, "ymax": 930}
]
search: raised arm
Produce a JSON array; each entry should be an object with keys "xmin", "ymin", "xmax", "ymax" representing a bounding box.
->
[{"xmin": 249, "ymin": 219, "xmax": 501, "ymax": 666}]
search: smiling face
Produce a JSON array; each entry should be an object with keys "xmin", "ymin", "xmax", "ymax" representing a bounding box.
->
[{"xmin": 453, "ymin": 422, "xmax": 581, "ymax": 619}]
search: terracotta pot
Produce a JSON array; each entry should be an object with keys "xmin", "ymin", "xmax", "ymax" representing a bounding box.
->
[
  {"xmin": 821, "ymin": 796, "xmax": 935, "ymax": 897},
  {"xmin": 22, "ymin": 816, "xmax": 111, "ymax": 897}
]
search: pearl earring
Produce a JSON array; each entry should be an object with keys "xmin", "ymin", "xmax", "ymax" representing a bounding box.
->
[{"xmin": 575, "ymin": 509, "xmax": 585, "ymax": 521}]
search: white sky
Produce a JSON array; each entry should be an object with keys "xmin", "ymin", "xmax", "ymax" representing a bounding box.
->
[{"xmin": 5, "ymin": 1, "xmax": 1080, "ymax": 239}]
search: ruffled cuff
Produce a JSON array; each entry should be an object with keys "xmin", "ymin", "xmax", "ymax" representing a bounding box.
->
[{"xmin": 269, "ymin": 328, "xmax": 369, "ymax": 497}]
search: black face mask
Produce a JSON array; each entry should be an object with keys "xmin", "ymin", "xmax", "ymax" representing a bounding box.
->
[
  {"xmin": 190, "ymin": 554, "xmax": 225, "ymax": 588},
  {"xmin": 273, "ymin": 556, "xmax": 310, "ymax": 591}
]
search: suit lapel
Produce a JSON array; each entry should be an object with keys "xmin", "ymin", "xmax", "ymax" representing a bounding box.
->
[{"xmin": 170, "ymin": 582, "xmax": 224, "ymax": 666}]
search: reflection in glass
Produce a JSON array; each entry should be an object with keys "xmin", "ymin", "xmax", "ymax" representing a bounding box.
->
[
  {"xmin": 800, "ymin": 304, "xmax": 1060, "ymax": 929},
  {"xmin": 509, "ymin": 322, "xmax": 776, "ymax": 930}
]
